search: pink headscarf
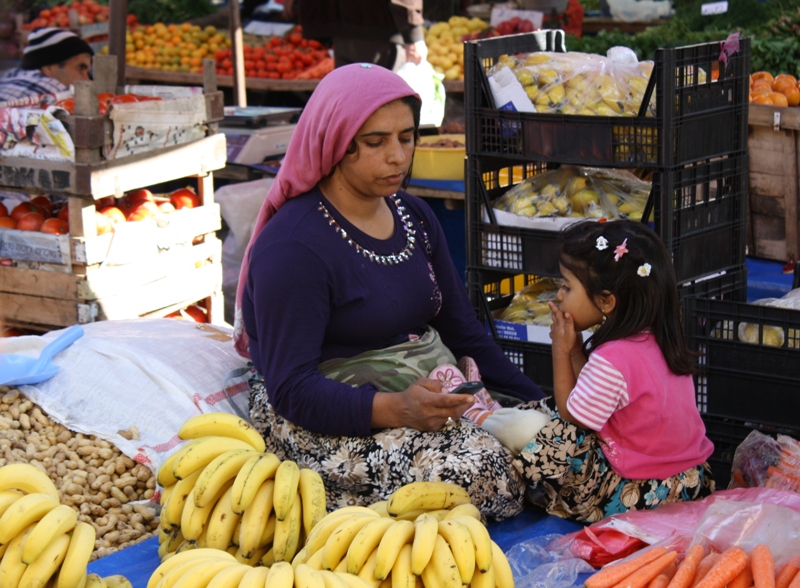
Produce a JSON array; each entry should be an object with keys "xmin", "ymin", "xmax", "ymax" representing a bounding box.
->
[{"xmin": 233, "ymin": 63, "xmax": 421, "ymax": 357}]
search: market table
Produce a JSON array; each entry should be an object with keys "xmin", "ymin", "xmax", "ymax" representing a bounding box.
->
[{"xmin": 85, "ymin": 506, "xmax": 584, "ymax": 588}]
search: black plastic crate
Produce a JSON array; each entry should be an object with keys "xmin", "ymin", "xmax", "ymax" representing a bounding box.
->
[
  {"xmin": 685, "ymin": 297, "xmax": 800, "ymax": 431},
  {"xmin": 466, "ymin": 154, "xmax": 748, "ymax": 285},
  {"xmin": 464, "ymin": 34, "xmax": 750, "ymax": 168},
  {"xmin": 701, "ymin": 414, "xmax": 800, "ymax": 490}
]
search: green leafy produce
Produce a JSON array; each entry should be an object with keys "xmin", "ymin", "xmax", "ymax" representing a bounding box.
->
[{"xmin": 123, "ymin": 0, "xmax": 216, "ymax": 25}]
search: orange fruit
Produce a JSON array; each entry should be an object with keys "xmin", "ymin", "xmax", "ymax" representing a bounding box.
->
[
  {"xmin": 775, "ymin": 73, "xmax": 797, "ymax": 86},
  {"xmin": 751, "ymin": 84, "xmax": 773, "ymax": 96},
  {"xmin": 752, "ymin": 94, "xmax": 773, "ymax": 105},
  {"xmin": 772, "ymin": 78, "xmax": 795, "ymax": 94},
  {"xmin": 752, "ymin": 71, "xmax": 775, "ymax": 85},
  {"xmin": 769, "ymin": 92, "xmax": 789, "ymax": 107},
  {"xmin": 783, "ymin": 85, "xmax": 800, "ymax": 107}
]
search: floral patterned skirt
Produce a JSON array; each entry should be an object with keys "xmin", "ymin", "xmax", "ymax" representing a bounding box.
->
[
  {"xmin": 248, "ymin": 374, "xmax": 526, "ymax": 521},
  {"xmin": 513, "ymin": 399, "xmax": 715, "ymax": 524}
]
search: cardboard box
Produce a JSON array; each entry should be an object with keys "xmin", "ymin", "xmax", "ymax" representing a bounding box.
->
[
  {"xmin": 222, "ymin": 124, "xmax": 297, "ymax": 165},
  {"xmin": 489, "ymin": 317, "xmax": 593, "ymax": 344}
]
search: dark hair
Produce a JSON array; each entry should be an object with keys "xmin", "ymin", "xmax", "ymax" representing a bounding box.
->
[
  {"xmin": 343, "ymin": 96, "xmax": 421, "ymax": 190},
  {"xmin": 558, "ymin": 219, "xmax": 695, "ymax": 375}
]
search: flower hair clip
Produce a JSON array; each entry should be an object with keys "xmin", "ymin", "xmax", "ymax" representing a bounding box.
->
[
  {"xmin": 637, "ymin": 263, "xmax": 652, "ymax": 277},
  {"xmin": 614, "ymin": 238, "xmax": 629, "ymax": 262},
  {"xmin": 596, "ymin": 236, "xmax": 609, "ymax": 250}
]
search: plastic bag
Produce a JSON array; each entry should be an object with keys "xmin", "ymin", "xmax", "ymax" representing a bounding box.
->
[
  {"xmin": 487, "ymin": 50, "xmax": 657, "ymax": 116},
  {"xmin": 506, "ymin": 533, "xmax": 596, "ymax": 588},
  {"xmin": 730, "ymin": 429, "xmax": 800, "ymax": 492},
  {"xmin": 498, "ymin": 278, "xmax": 561, "ymax": 326},
  {"xmin": 396, "ymin": 59, "xmax": 446, "ymax": 127},
  {"xmin": 736, "ymin": 288, "xmax": 800, "ymax": 348},
  {"xmin": 605, "ymin": 0, "xmax": 672, "ymax": 22}
]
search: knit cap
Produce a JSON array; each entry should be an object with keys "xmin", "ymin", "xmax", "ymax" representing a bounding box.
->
[{"xmin": 22, "ymin": 27, "xmax": 94, "ymax": 70}]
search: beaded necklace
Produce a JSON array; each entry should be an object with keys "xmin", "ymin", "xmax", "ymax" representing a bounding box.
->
[{"xmin": 317, "ymin": 195, "xmax": 417, "ymax": 265}]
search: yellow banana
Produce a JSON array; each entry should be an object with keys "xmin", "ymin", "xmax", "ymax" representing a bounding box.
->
[
  {"xmin": 178, "ymin": 412, "xmax": 267, "ymax": 453},
  {"xmin": 75, "ymin": 572, "xmax": 89, "ymax": 588},
  {"xmin": 266, "ymin": 561, "xmax": 295, "ymax": 588},
  {"xmin": 451, "ymin": 516, "xmax": 492, "ymax": 573},
  {"xmin": 238, "ymin": 566, "xmax": 270, "ymax": 588},
  {"xmin": 393, "ymin": 510, "xmax": 428, "ymax": 522},
  {"xmin": 146, "ymin": 547, "xmax": 237, "ymax": 588},
  {"xmin": 56, "ymin": 521, "xmax": 96, "ymax": 588},
  {"xmin": 367, "ymin": 501, "xmax": 390, "ymax": 517},
  {"xmin": 0, "ymin": 524, "xmax": 33, "ymax": 586},
  {"xmin": 0, "ymin": 463, "xmax": 59, "ymax": 501},
  {"xmin": 273, "ymin": 489, "xmax": 302, "ymax": 562},
  {"xmin": 0, "ymin": 492, "xmax": 59, "ymax": 545},
  {"xmin": 374, "ymin": 519, "xmax": 415, "ymax": 580},
  {"xmin": 231, "ymin": 518, "xmax": 241, "ymax": 546},
  {"xmin": 161, "ymin": 470, "xmax": 203, "ymax": 531},
  {"xmin": 0, "ymin": 488, "xmax": 23, "ymax": 517},
  {"xmin": 356, "ymin": 548, "xmax": 380, "ymax": 588},
  {"xmin": 338, "ymin": 571, "xmax": 374, "ymax": 588},
  {"xmin": 160, "ymin": 483, "xmax": 174, "ymax": 507},
  {"xmin": 273, "ymin": 459, "xmax": 300, "ymax": 521},
  {"xmin": 180, "ymin": 480, "xmax": 233, "ymax": 541},
  {"xmin": 410, "ymin": 513, "xmax": 438, "ymax": 575},
  {"xmin": 260, "ymin": 546, "xmax": 275, "ymax": 566},
  {"xmin": 293, "ymin": 547, "xmax": 309, "ymax": 568},
  {"xmin": 22, "ymin": 503, "xmax": 78, "ymax": 564},
  {"xmin": 346, "ymin": 517, "xmax": 396, "ymax": 575},
  {"xmin": 470, "ymin": 564, "xmax": 495, "ymax": 588},
  {"xmin": 157, "ymin": 529, "xmax": 185, "ymax": 561},
  {"xmin": 150, "ymin": 558, "xmax": 219, "ymax": 588},
  {"xmin": 237, "ymin": 479, "xmax": 274, "ymax": 558},
  {"xmin": 259, "ymin": 513, "xmax": 277, "ymax": 549},
  {"xmin": 390, "ymin": 543, "xmax": 415, "ymax": 588},
  {"xmin": 18, "ymin": 531, "xmax": 70, "ymax": 587},
  {"xmin": 322, "ymin": 514, "xmax": 379, "ymax": 571},
  {"xmin": 85, "ymin": 574, "xmax": 108, "ymax": 588},
  {"xmin": 295, "ymin": 563, "xmax": 327, "ymax": 588},
  {"xmin": 230, "ymin": 452, "xmax": 281, "ymax": 514},
  {"xmin": 193, "ymin": 448, "xmax": 257, "ymax": 509},
  {"xmin": 169, "ymin": 559, "xmax": 239, "ymax": 588},
  {"xmin": 441, "ymin": 503, "xmax": 482, "ymax": 521},
  {"xmin": 204, "ymin": 485, "xmax": 240, "ymax": 550},
  {"xmin": 320, "ymin": 569, "xmax": 351, "ymax": 588},
  {"xmin": 305, "ymin": 509, "xmax": 379, "ymax": 558},
  {"xmin": 172, "ymin": 436, "xmax": 257, "ymax": 481},
  {"xmin": 298, "ymin": 468, "xmax": 327, "ymax": 536},
  {"xmin": 491, "ymin": 541, "xmax": 514, "ymax": 588},
  {"xmin": 305, "ymin": 545, "xmax": 326, "ymax": 570},
  {"xmin": 234, "ymin": 545, "xmax": 268, "ymax": 565},
  {"xmin": 437, "ymin": 520, "xmax": 475, "ymax": 585},
  {"xmin": 157, "ymin": 440, "xmax": 201, "ymax": 488},
  {"xmin": 386, "ymin": 482, "xmax": 471, "ymax": 518},
  {"xmin": 101, "ymin": 575, "xmax": 133, "ymax": 588}
]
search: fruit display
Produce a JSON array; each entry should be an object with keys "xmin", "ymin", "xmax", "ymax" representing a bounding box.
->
[
  {"xmin": 0, "ymin": 461, "xmax": 135, "ymax": 587},
  {"xmin": 494, "ymin": 165, "xmax": 652, "ymax": 223},
  {"xmin": 496, "ymin": 278, "xmax": 561, "ymax": 327},
  {"xmin": 424, "ymin": 16, "xmax": 488, "ymax": 80},
  {"xmin": 53, "ymin": 92, "xmax": 164, "ymax": 116},
  {"xmin": 123, "ymin": 22, "xmax": 231, "ymax": 74},
  {"xmin": 25, "ymin": 0, "xmax": 139, "ymax": 29},
  {"xmin": 749, "ymin": 71, "xmax": 800, "ymax": 107},
  {"xmin": 489, "ymin": 51, "xmax": 657, "ymax": 116}
]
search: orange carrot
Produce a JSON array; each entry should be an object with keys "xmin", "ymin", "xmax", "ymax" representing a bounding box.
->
[
  {"xmin": 788, "ymin": 566, "xmax": 800, "ymax": 588},
  {"xmin": 612, "ymin": 551, "xmax": 680, "ymax": 588},
  {"xmin": 649, "ymin": 575, "xmax": 672, "ymax": 588},
  {"xmin": 694, "ymin": 547, "xmax": 749, "ymax": 588},
  {"xmin": 776, "ymin": 557, "xmax": 800, "ymax": 588},
  {"xmin": 667, "ymin": 544, "xmax": 706, "ymax": 588},
  {"xmin": 728, "ymin": 556, "xmax": 753, "ymax": 588},
  {"xmin": 752, "ymin": 545, "xmax": 776, "ymax": 588},
  {"xmin": 691, "ymin": 553, "xmax": 723, "ymax": 588},
  {"xmin": 585, "ymin": 547, "xmax": 670, "ymax": 588},
  {"xmin": 662, "ymin": 562, "xmax": 678, "ymax": 580}
]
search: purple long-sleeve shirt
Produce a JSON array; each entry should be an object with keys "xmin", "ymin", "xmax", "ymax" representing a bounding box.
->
[{"xmin": 241, "ymin": 187, "xmax": 544, "ymax": 436}]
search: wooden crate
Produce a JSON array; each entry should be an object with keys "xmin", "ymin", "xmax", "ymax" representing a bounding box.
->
[{"xmin": 748, "ymin": 104, "xmax": 800, "ymax": 263}]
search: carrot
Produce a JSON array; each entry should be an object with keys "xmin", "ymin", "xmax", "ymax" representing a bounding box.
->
[
  {"xmin": 612, "ymin": 551, "xmax": 680, "ymax": 588},
  {"xmin": 585, "ymin": 547, "xmax": 670, "ymax": 588},
  {"xmin": 694, "ymin": 547, "xmax": 749, "ymax": 588},
  {"xmin": 776, "ymin": 557, "xmax": 800, "ymax": 588},
  {"xmin": 752, "ymin": 545, "xmax": 776, "ymax": 588},
  {"xmin": 668, "ymin": 545, "xmax": 707, "ymax": 588},
  {"xmin": 690, "ymin": 553, "xmax": 722, "ymax": 588},
  {"xmin": 788, "ymin": 566, "xmax": 800, "ymax": 588},
  {"xmin": 728, "ymin": 556, "xmax": 753, "ymax": 588},
  {"xmin": 662, "ymin": 562, "xmax": 678, "ymax": 580},
  {"xmin": 649, "ymin": 575, "xmax": 672, "ymax": 588}
]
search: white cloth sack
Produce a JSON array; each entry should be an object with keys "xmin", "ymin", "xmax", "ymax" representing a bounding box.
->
[
  {"xmin": 396, "ymin": 60, "xmax": 446, "ymax": 127},
  {"xmin": 0, "ymin": 319, "xmax": 251, "ymax": 478}
]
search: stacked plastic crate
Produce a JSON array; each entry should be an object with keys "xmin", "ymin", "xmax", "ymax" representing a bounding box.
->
[{"xmin": 463, "ymin": 31, "xmax": 757, "ymax": 485}]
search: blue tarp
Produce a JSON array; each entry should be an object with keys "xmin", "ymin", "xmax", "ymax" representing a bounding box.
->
[{"xmin": 86, "ymin": 506, "xmax": 584, "ymax": 588}]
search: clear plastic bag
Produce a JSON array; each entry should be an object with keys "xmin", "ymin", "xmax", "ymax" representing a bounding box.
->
[
  {"xmin": 497, "ymin": 278, "xmax": 561, "ymax": 326},
  {"xmin": 737, "ymin": 287, "xmax": 800, "ymax": 347},
  {"xmin": 730, "ymin": 429, "xmax": 800, "ymax": 492},
  {"xmin": 506, "ymin": 533, "xmax": 597, "ymax": 588}
]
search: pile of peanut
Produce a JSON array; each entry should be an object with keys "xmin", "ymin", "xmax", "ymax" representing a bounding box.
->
[{"xmin": 0, "ymin": 386, "xmax": 159, "ymax": 560}]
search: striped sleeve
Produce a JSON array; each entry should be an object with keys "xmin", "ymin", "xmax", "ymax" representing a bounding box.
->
[{"xmin": 566, "ymin": 353, "xmax": 628, "ymax": 431}]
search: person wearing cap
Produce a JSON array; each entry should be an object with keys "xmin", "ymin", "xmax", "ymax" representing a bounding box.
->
[{"xmin": 0, "ymin": 27, "xmax": 93, "ymax": 103}]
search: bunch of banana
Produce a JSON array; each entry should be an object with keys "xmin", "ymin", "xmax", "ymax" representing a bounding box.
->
[
  {"xmin": 498, "ymin": 278, "xmax": 561, "ymax": 327},
  {"xmin": 156, "ymin": 412, "xmax": 327, "ymax": 565},
  {"xmin": 295, "ymin": 485, "xmax": 514, "ymax": 588},
  {"xmin": 148, "ymin": 549, "xmax": 373, "ymax": 588},
  {"xmin": 0, "ymin": 463, "xmax": 105, "ymax": 588}
]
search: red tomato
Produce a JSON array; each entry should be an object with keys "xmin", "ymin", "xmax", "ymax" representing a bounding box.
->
[
  {"xmin": 169, "ymin": 188, "xmax": 200, "ymax": 210},
  {"xmin": 111, "ymin": 94, "xmax": 139, "ymax": 104},
  {"xmin": 99, "ymin": 206, "xmax": 126, "ymax": 225},
  {"xmin": 96, "ymin": 195, "xmax": 116, "ymax": 209},
  {"xmin": 0, "ymin": 202, "xmax": 7, "ymax": 217},
  {"xmin": 11, "ymin": 202, "xmax": 44, "ymax": 222},
  {"xmin": 17, "ymin": 212, "xmax": 45, "ymax": 231},
  {"xmin": 0, "ymin": 217, "xmax": 16, "ymax": 229},
  {"xmin": 58, "ymin": 206, "xmax": 70, "ymax": 223},
  {"xmin": 126, "ymin": 188, "xmax": 154, "ymax": 204},
  {"xmin": 55, "ymin": 98, "xmax": 75, "ymax": 114},
  {"xmin": 41, "ymin": 218, "xmax": 69, "ymax": 234},
  {"xmin": 288, "ymin": 32, "xmax": 303, "ymax": 45},
  {"xmin": 30, "ymin": 195, "xmax": 53, "ymax": 214}
]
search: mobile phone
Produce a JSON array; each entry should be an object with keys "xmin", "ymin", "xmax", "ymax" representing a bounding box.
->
[{"xmin": 450, "ymin": 381, "xmax": 483, "ymax": 395}]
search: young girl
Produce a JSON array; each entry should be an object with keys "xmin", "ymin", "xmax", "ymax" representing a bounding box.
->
[{"xmin": 480, "ymin": 219, "xmax": 715, "ymax": 523}]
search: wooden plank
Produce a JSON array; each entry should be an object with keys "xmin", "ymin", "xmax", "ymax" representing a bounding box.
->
[
  {"xmin": 0, "ymin": 265, "xmax": 80, "ymax": 298},
  {"xmin": 790, "ymin": 132, "xmax": 800, "ymax": 260},
  {"xmin": 749, "ymin": 189, "xmax": 787, "ymax": 217},
  {"xmin": 751, "ymin": 214, "xmax": 788, "ymax": 261},
  {"xmin": 93, "ymin": 55, "xmax": 118, "ymax": 96},
  {"xmin": 108, "ymin": 0, "xmax": 128, "ymax": 91},
  {"xmin": 197, "ymin": 173, "xmax": 215, "ymax": 206},
  {"xmin": 0, "ymin": 158, "xmax": 79, "ymax": 193},
  {"xmin": 229, "ymin": 0, "xmax": 246, "ymax": 107},
  {"xmin": 0, "ymin": 291, "xmax": 84, "ymax": 326},
  {"xmin": 749, "ymin": 103, "xmax": 800, "ymax": 131}
]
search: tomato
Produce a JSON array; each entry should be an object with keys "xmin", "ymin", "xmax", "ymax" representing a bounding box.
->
[
  {"xmin": 0, "ymin": 202, "xmax": 7, "ymax": 217},
  {"xmin": 95, "ymin": 211, "xmax": 112, "ymax": 235},
  {"xmin": 96, "ymin": 195, "xmax": 116, "ymax": 210},
  {"xmin": 308, "ymin": 40, "xmax": 322, "ymax": 50},
  {"xmin": 288, "ymin": 32, "xmax": 303, "ymax": 45},
  {"xmin": 17, "ymin": 212, "xmax": 45, "ymax": 231},
  {"xmin": 30, "ymin": 195, "xmax": 53, "ymax": 215},
  {"xmin": 41, "ymin": 218, "xmax": 68, "ymax": 234},
  {"xmin": 55, "ymin": 98, "xmax": 75, "ymax": 114},
  {"xmin": 99, "ymin": 206, "xmax": 126, "ymax": 225},
  {"xmin": 169, "ymin": 188, "xmax": 200, "ymax": 210},
  {"xmin": 182, "ymin": 304, "xmax": 208, "ymax": 323},
  {"xmin": 221, "ymin": 58, "xmax": 232, "ymax": 70},
  {"xmin": 0, "ymin": 217, "xmax": 15, "ymax": 229},
  {"xmin": 11, "ymin": 202, "xmax": 44, "ymax": 222},
  {"xmin": 58, "ymin": 206, "xmax": 70, "ymax": 223},
  {"xmin": 111, "ymin": 94, "xmax": 139, "ymax": 104},
  {"xmin": 126, "ymin": 189, "xmax": 154, "ymax": 204},
  {"xmin": 97, "ymin": 92, "xmax": 115, "ymax": 105}
]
